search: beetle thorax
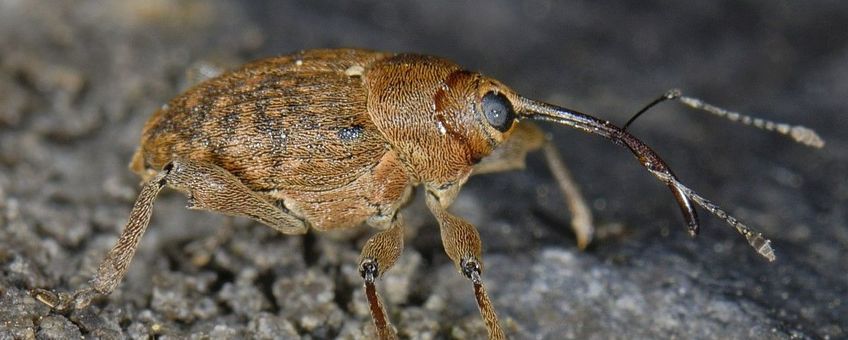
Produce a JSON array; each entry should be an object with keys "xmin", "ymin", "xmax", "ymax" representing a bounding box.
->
[{"xmin": 363, "ymin": 54, "xmax": 497, "ymax": 186}]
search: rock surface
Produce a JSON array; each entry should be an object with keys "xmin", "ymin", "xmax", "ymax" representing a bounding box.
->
[{"xmin": 1, "ymin": 1, "xmax": 845, "ymax": 339}]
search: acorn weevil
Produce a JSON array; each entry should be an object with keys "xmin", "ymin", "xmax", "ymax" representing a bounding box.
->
[{"xmin": 33, "ymin": 49, "xmax": 823, "ymax": 339}]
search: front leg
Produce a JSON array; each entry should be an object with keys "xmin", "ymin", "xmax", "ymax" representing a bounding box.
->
[
  {"xmin": 425, "ymin": 190, "xmax": 505, "ymax": 340},
  {"xmin": 34, "ymin": 158, "xmax": 307, "ymax": 311},
  {"xmin": 474, "ymin": 121, "xmax": 594, "ymax": 249}
]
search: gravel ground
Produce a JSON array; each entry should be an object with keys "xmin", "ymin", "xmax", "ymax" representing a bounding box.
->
[{"xmin": 1, "ymin": 1, "xmax": 846, "ymax": 339}]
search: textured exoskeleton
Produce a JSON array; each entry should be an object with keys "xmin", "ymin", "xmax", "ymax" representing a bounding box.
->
[{"xmin": 34, "ymin": 49, "xmax": 823, "ymax": 339}]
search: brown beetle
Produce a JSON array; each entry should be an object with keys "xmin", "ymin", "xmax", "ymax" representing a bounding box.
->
[{"xmin": 34, "ymin": 48, "xmax": 823, "ymax": 339}]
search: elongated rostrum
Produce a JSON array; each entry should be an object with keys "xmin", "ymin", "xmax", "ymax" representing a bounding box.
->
[{"xmin": 34, "ymin": 49, "xmax": 823, "ymax": 339}]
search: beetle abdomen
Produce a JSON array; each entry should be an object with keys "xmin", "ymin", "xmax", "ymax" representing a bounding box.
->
[{"xmin": 134, "ymin": 49, "xmax": 393, "ymax": 193}]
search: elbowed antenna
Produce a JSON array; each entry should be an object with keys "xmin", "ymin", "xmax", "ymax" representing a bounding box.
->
[
  {"xmin": 516, "ymin": 97, "xmax": 776, "ymax": 261},
  {"xmin": 623, "ymin": 89, "xmax": 825, "ymax": 149}
]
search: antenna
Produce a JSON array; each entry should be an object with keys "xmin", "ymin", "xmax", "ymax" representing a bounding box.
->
[{"xmin": 623, "ymin": 89, "xmax": 824, "ymax": 148}]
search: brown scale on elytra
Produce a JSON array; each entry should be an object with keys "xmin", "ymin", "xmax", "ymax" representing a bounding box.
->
[{"xmin": 33, "ymin": 48, "xmax": 823, "ymax": 339}]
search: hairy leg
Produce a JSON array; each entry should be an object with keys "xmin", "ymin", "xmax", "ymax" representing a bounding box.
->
[
  {"xmin": 34, "ymin": 158, "xmax": 307, "ymax": 311},
  {"xmin": 474, "ymin": 121, "xmax": 594, "ymax": 249},
  {"xmin": 358, "ymin": 214, "xmax": 405, "ymax": 340},
  {"xmin": 541, "ymin": 143, "xmax": 594, "ymax": 249},
  {"xmin": 425, "ymin": 190, "xmax": 505, "ymax": 340}
]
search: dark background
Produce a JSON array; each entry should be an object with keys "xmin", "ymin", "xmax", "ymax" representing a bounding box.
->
[{"xmin": 1, "ymin": 0, "xmax": 845, "ymax": 338}]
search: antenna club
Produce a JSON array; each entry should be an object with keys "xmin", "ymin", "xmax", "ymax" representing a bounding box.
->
[{"xmin": 790, "ymin": 126, "xmax": 825, "ymax": 148}]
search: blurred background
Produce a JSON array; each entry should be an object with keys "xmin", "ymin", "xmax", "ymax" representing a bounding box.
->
[{"xmin": 1, "ymin": 0, "xmax": 845, "ymax": 338}]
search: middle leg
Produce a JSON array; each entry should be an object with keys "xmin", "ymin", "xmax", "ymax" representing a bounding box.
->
[{"xmin": 358, "ymin": 214, "xmax": 405, "ymax": 340}]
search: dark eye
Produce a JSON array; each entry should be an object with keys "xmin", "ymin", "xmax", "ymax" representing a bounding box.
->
[{"xmin": 482, "ymin": 92, "xmax": 515, "ymax": 132}]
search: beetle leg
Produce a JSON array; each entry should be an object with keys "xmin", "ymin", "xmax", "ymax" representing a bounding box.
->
[
  {"xmin": 474, "ymin": 121, "xmax": 594, "ymax": 249},
  {"xmin": 34, "ymin": 158, "xmax": 309, "ymax": 311},
  {"xmin": 34, "ymin": 169, "xmax": 168, "ymax": 311},
  {"xmin": 358, "ymin": 214, "xmax": 405, "ymax": 340},
  {"xmin": 472, "ymin": 122, "xmax": 545, "ymax": 175},
  {"xmin": 164, "ymin": 158, "xmax": 308, "ymax": 235},
  {"xmin": 541, "ymin": 142, "xmax": 594, "ymax": 249},
  {"xmin": 425, "ymin": 191, "xmax": 506, "ymax": 340}
]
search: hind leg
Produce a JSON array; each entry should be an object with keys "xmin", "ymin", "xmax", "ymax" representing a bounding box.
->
[{"xmin": 34, "ymin": 158, "xmax": 307, "ymax": 311}]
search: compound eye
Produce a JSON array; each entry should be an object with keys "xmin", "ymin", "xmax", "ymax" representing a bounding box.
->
[{"xmin": 482, "ymin": 91, "xmax": 515, "ymax": 132}]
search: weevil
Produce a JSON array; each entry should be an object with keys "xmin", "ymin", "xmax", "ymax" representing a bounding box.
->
[{"xmin": 33, "ymin": 49, "xmax": 823, "ymax": 339}]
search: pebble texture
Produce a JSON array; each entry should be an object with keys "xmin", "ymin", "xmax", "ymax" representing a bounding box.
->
[{"xmin": 1, "ymin": 1, "xmax": 845, "ymax": 339}]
